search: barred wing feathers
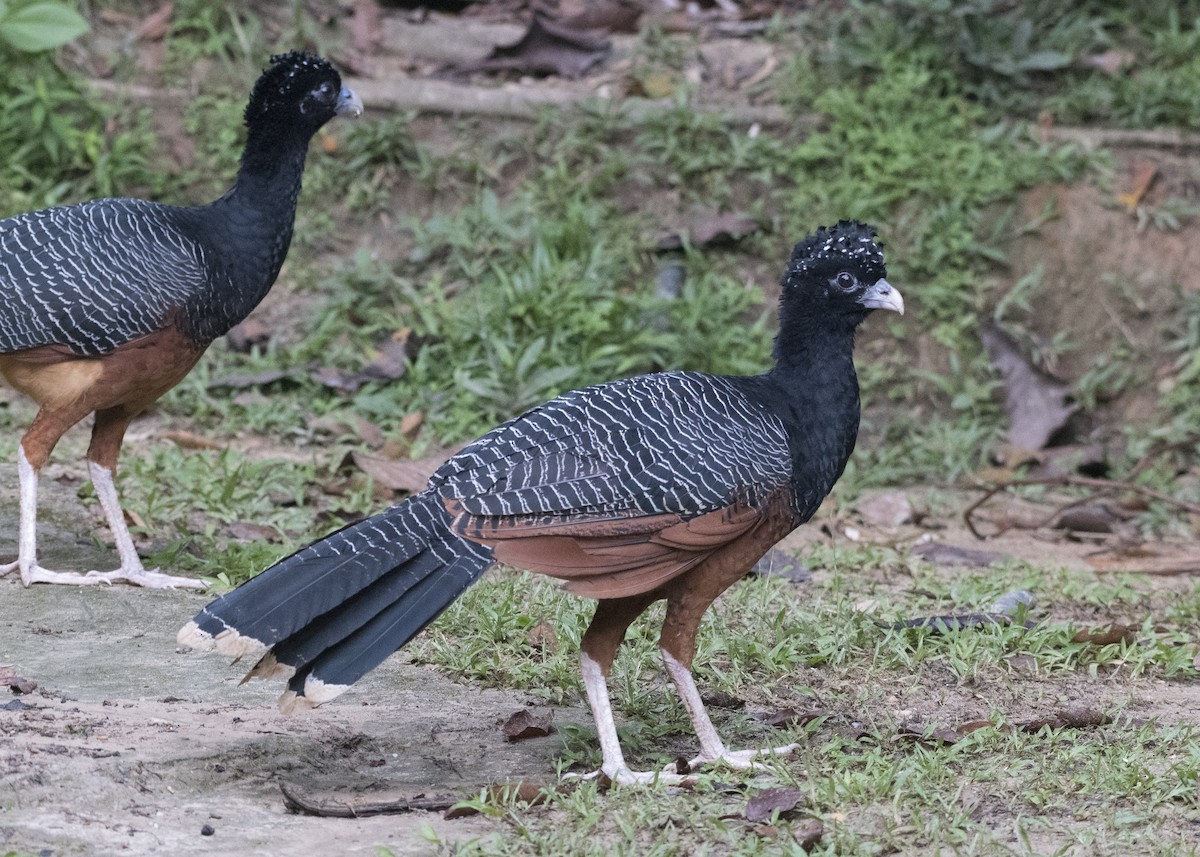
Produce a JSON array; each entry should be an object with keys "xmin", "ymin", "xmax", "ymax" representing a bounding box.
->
[
  {"xmin": 433, "ymin": 372, "xmax": 796, "ymax": 598},
  {"xmin": 0, "ymin": 198, "xmax": 211, "ymax": 355}
]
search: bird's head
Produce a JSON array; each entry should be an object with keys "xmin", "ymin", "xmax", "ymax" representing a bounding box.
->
[
  {"xmin": 781, "ymin": 221, "xmax": 904, "ymax": 326},
  {"xmin": 244, "ymin": 51, "xmax": 363, "ymax": 135}
]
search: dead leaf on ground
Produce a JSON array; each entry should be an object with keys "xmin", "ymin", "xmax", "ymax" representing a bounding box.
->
[
  {"xmin": 360, "ymin": 334, "xmax": 408, "ymax": 381},
  {"xmin": 460, "ymin": 14, "xmax": 610, "ymax": 78},
  {"xmin": 658, "ymin": 209, "xmax": 758, "ymax": 251},
  {"xmin": 348, "ymin": 0, "xmax": 382, "ymax": 56},
  {"xmin": 700, "ymin": 690, "xmax": 745, "ymax": 710},
  {"xmin": 350, "ymin": 449, "xmax": 459, "ymax": 494},
  {"xmin": 524, "ymin": 620, "xmax": 559, "ymax": 655},
  {"xmin": 1055, "ymin": 504, "xmax": 1127, "ymax": 534},
  {"xmin": 444, "ymin": 781, "xmax": 548, "ymax": 818},
  {"xmin": 310, "ymin": 366, "xmax": 364, "ymax": 392},
  {"xmin": 559, "ymin": 0, "xmax": 642, "ymax": 33},
  {"xmin": 980, "ymin": 322, "xmax": 1077, "ymax": 451},
  {"xmin": 160, "ymin": 429, "xmax": 224, "ymax": 451},
  {"xmin": 502, "ymin": 709, "xmax": 555, "ymax": 743},
  {"xmin": 1118, "ymin": 159, "xmax": 1158, "ymax": 212},
  {"xmin": 399, "ymin": 411, "xmax": 424, "ymax": 439},
  {"xmin": 898, "ymin": 723, "xmax": 963, "ymax": 747},
  {"xmin": 226, "ymin": 319, "xmax": 271, "ymax": 353},
  {"xmin": 225, "ymin": 522, "xmax": 283, "ymax": 544},
  {"xmin": 744, "ymin": 786, "xmax": 805, "ymax": 823},
  {"xmin": 749, "ymin": 547, "xmax": 811, "ymax": 583},
  {"xmin": 1071, "ymin": 623, "xmax": 1137, "ymax": 646},
  {"xmin": 1086, "ymin": 548, "xmax": 1200, "ymax": 575},
  {"xmin": 760, "ymin": 708, "xmax": 827, "ymax": 729},
  {"xmin": 883, "ymin": 612, "xmax": 1020, "ymax": 632},
  {"xmin": 793, "ymin": 818, "xmax": 824, "ymax": 851},
  {"xmin": 1018, "ymin": 707, "xmax": 1110, "ymax": 732},
  {"xmin": 134, "ymin": 3, "xmax": 173, "ymax": 41},
  {"xmin": 210, "ymin": 368, "xmax": 301, "ymax": 390},
  {"xmin": 0, "ymin": 666, "xmax": 36, "ymax": 695},
  {"xmin": 856, "ymin": 491, "xmax": 913, "ymax": 527},
  {"xmin": 911, "ymin": 542, "xmax": 1010, "ymax": 568},
  {"xmin": 1084, "ymin": 49, "xmax": 1135, "ymax": 76}
]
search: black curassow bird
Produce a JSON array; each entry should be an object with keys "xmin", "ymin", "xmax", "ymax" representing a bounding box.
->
[
  {"xmin": 180, "ymin": 221, "xmax": 903, "ymax": 784},
  {"xmin": 0, "ymin": 52, "xmax": 361, "ymax": 588}
]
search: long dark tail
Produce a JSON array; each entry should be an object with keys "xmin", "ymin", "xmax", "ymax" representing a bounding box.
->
[{"xmin": 179, "ymin": 491, "xmax": 493, "ymax": 712}]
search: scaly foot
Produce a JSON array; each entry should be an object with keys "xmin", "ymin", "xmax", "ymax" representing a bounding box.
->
[
  {"xmin": 80, "ymin": 566, "xmax": 207, "ymax": 590},
  {"xmin": 683, "ymin": 742, "xmax": 801, "ymax": 774},
  {"xmin": 14, "ymin": 563, "xmax": 205, "ymax": 589},
  {"xmin": 564, "ymin": 766, "xmax": 695, "ymax": 787}
]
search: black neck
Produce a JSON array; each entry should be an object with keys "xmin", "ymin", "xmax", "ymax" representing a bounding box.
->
[
  {"xmin": 760, "ymin": 299, "xmax": 864, "ymax": 520},
  {"xmin": 170, "ymin": 128, "xmax": 312, "ymax": 343}
]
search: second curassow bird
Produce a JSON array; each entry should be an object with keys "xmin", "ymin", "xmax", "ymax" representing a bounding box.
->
[
  {"xmin": 0, "ymin": 52, "xmax": 361, "ymax": 588},
  {"xmin": 181, "ymin": 221, "xmax": 903, "ymax": 784}
]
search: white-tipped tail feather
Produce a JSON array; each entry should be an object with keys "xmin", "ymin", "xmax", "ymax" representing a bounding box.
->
[
  {"xmin": 277, "ymin": 676, "xmax": 350, "ymax": 714},
  {"xmin": 177, "ymin": 620, "xmax": 268, "ymax": 660}
]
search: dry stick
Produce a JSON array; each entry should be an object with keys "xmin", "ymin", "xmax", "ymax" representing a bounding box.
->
[
  {"xmin": 963, "ymin": 474, "xmax": 1200, "ymax": 540},
  {"xmin": 279, "ymin": 782, "xmax": 459, "ymax": 817}
]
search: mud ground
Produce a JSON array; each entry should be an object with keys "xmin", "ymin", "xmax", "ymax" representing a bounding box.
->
[{"xmin": 0, "ymin": 468, "xmax": 580, "ymax": 857}]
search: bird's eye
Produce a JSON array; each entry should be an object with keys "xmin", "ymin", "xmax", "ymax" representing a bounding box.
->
[{"xmin": 835, "ymin": 271, "xmax": 857, "ymax": 290}]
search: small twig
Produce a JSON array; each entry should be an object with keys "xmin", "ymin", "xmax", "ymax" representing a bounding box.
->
[
  {"xmin": 1037, "ymin": 125, "xmax": 1200, "ymax": 153},
  {"xmin": 964, "ymin": 474, "xmax": 1200, "ymax": 540},
  {"xmin": 279, "ymin": 782, "xmax": 459, "ymax": 817}
]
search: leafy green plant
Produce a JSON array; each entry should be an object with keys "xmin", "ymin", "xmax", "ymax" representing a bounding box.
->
[{"xmin": 0, "ymin": 0, "xmax": 86, "ymax": 52}]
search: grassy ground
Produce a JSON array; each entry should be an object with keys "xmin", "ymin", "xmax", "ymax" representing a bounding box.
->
[{"xmin": 2, "ymin": 2, "xmax": 1199, "ymax": 855}]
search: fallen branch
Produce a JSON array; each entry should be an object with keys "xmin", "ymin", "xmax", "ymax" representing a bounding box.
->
[
  {"xmin": 89, "ymin": 76, "xmax": 808, "ymax": 128},
  {"xmin": 963, "ymin": 474, "xmax": 1200, "ymax": 540},
  {"xmin": 279, "ymin": 782, "xmax": 459, "ymax": 817},
  {"xmin": 1037, "ymin": 125, "xmax": 1200, "ymax": 152}
]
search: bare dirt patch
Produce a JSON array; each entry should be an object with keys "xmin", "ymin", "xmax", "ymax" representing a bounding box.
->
[{"xmin": 0, "ymin": 574, "xmax": 581, "ymax": 856}]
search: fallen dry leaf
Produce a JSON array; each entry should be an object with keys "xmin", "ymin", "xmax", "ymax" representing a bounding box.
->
[
  {"xmin": 350, "ymin": 450, "xmax": 458, "ymax": 494},
  {"xmin": 160, "ymin": 429, "xmax": 223, "ymax": 451},
  {"xmin": 210, "ymin": 368, "xmax": 299, "ymax": 390},
  {"xmin": 658, "ymin": 209, "xmax": 758, "ymax": 251},
  {"xmin": 898, "ymin": 723, "xmax": 963, "ymax": 746},
  {"xmin": 348, "ymin": 0, "xmax": 381, "ymax": 56},
  {"xmin": 462, "ymin": 14, "xmax": 610, "ymax": 78},
  {"xmin": 225, "ymin": 319, "xmax": 270, "ymax": 353},
  {"xmin": 749, "ymin": 547, "xmax": 810, "ymax": 583},
  {"xmin": 760, "ymin": 709, "xmax": 827, "ymax": 729},
  {"xmin": 911, "ymin": 542, "xmax": 1010, "ymax": 568},
  {"xmin": 399, "ymin": 411, "xmax": 424, "ymax": 439},
  {"xmin": 981, "ymin": 322, "xmax": 1077, "ymax": 451},
  {"xmin": 744, "ymin": 786, "xmax": 805, "ymax": 823},
  {"xmin": 0, "ymin": 666, "xmax": 36, "ymax": 695},
  {"xmin": 501, "ymin": 709, "xmax": 555, "ymax": 743},
  {"xmin": 1018, "ymin": 707, "xmax": 1111, "ymax": 733},
  {"xmin": 560, "ymin": 0, "xmax": 642, "ymax": 33},
  {"xmin": 793, "ymin": 818, "xmax": 824, "ymax": 851},
  {"xmin": 134, "ymin": 2, "xmax": 173, "ymax": 41},
  {"xmin": 310, "ymin": 366, "xmax": 363, "ymax": 392},
  {"xmin": 1118, "ymin": 159, "xmax": 1158, "ymax": 212},
  {"xmin": 695, "ymin": 690, "xmax": 742, "ymax": 711},
  {"xmin": 444, "ymin": 781, "xmax": 548, "ymax": 819},
  {"xmin": 1071, "ymin": 623, "xmax": 1137, "ymax": 646},
  {"xmin": 360, "ymin": 335, "xmax": 408, "ymax": 382},
  {"xmin": 1084, "ymin": 49, "xmax": 1135, "ymax": 76},
  {"xmin": 856, "ymin": 490, "xmax": 913, "ymax": 527},
  {"xmin": 524, "ymin": 620, "xmax": 559, "ymax": 655},
  {"xmin": 225, "ymin": 522, "xmax": 283, "ymax": 544}
]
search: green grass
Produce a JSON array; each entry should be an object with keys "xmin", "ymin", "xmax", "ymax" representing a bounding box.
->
[
  {"xmin": 3, "ymin": 7, "xmax": 1200, "ymax": 856},
  {"xmin": 403, "ymin": 551, "xmax": 1200, "ymax": 856}
]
